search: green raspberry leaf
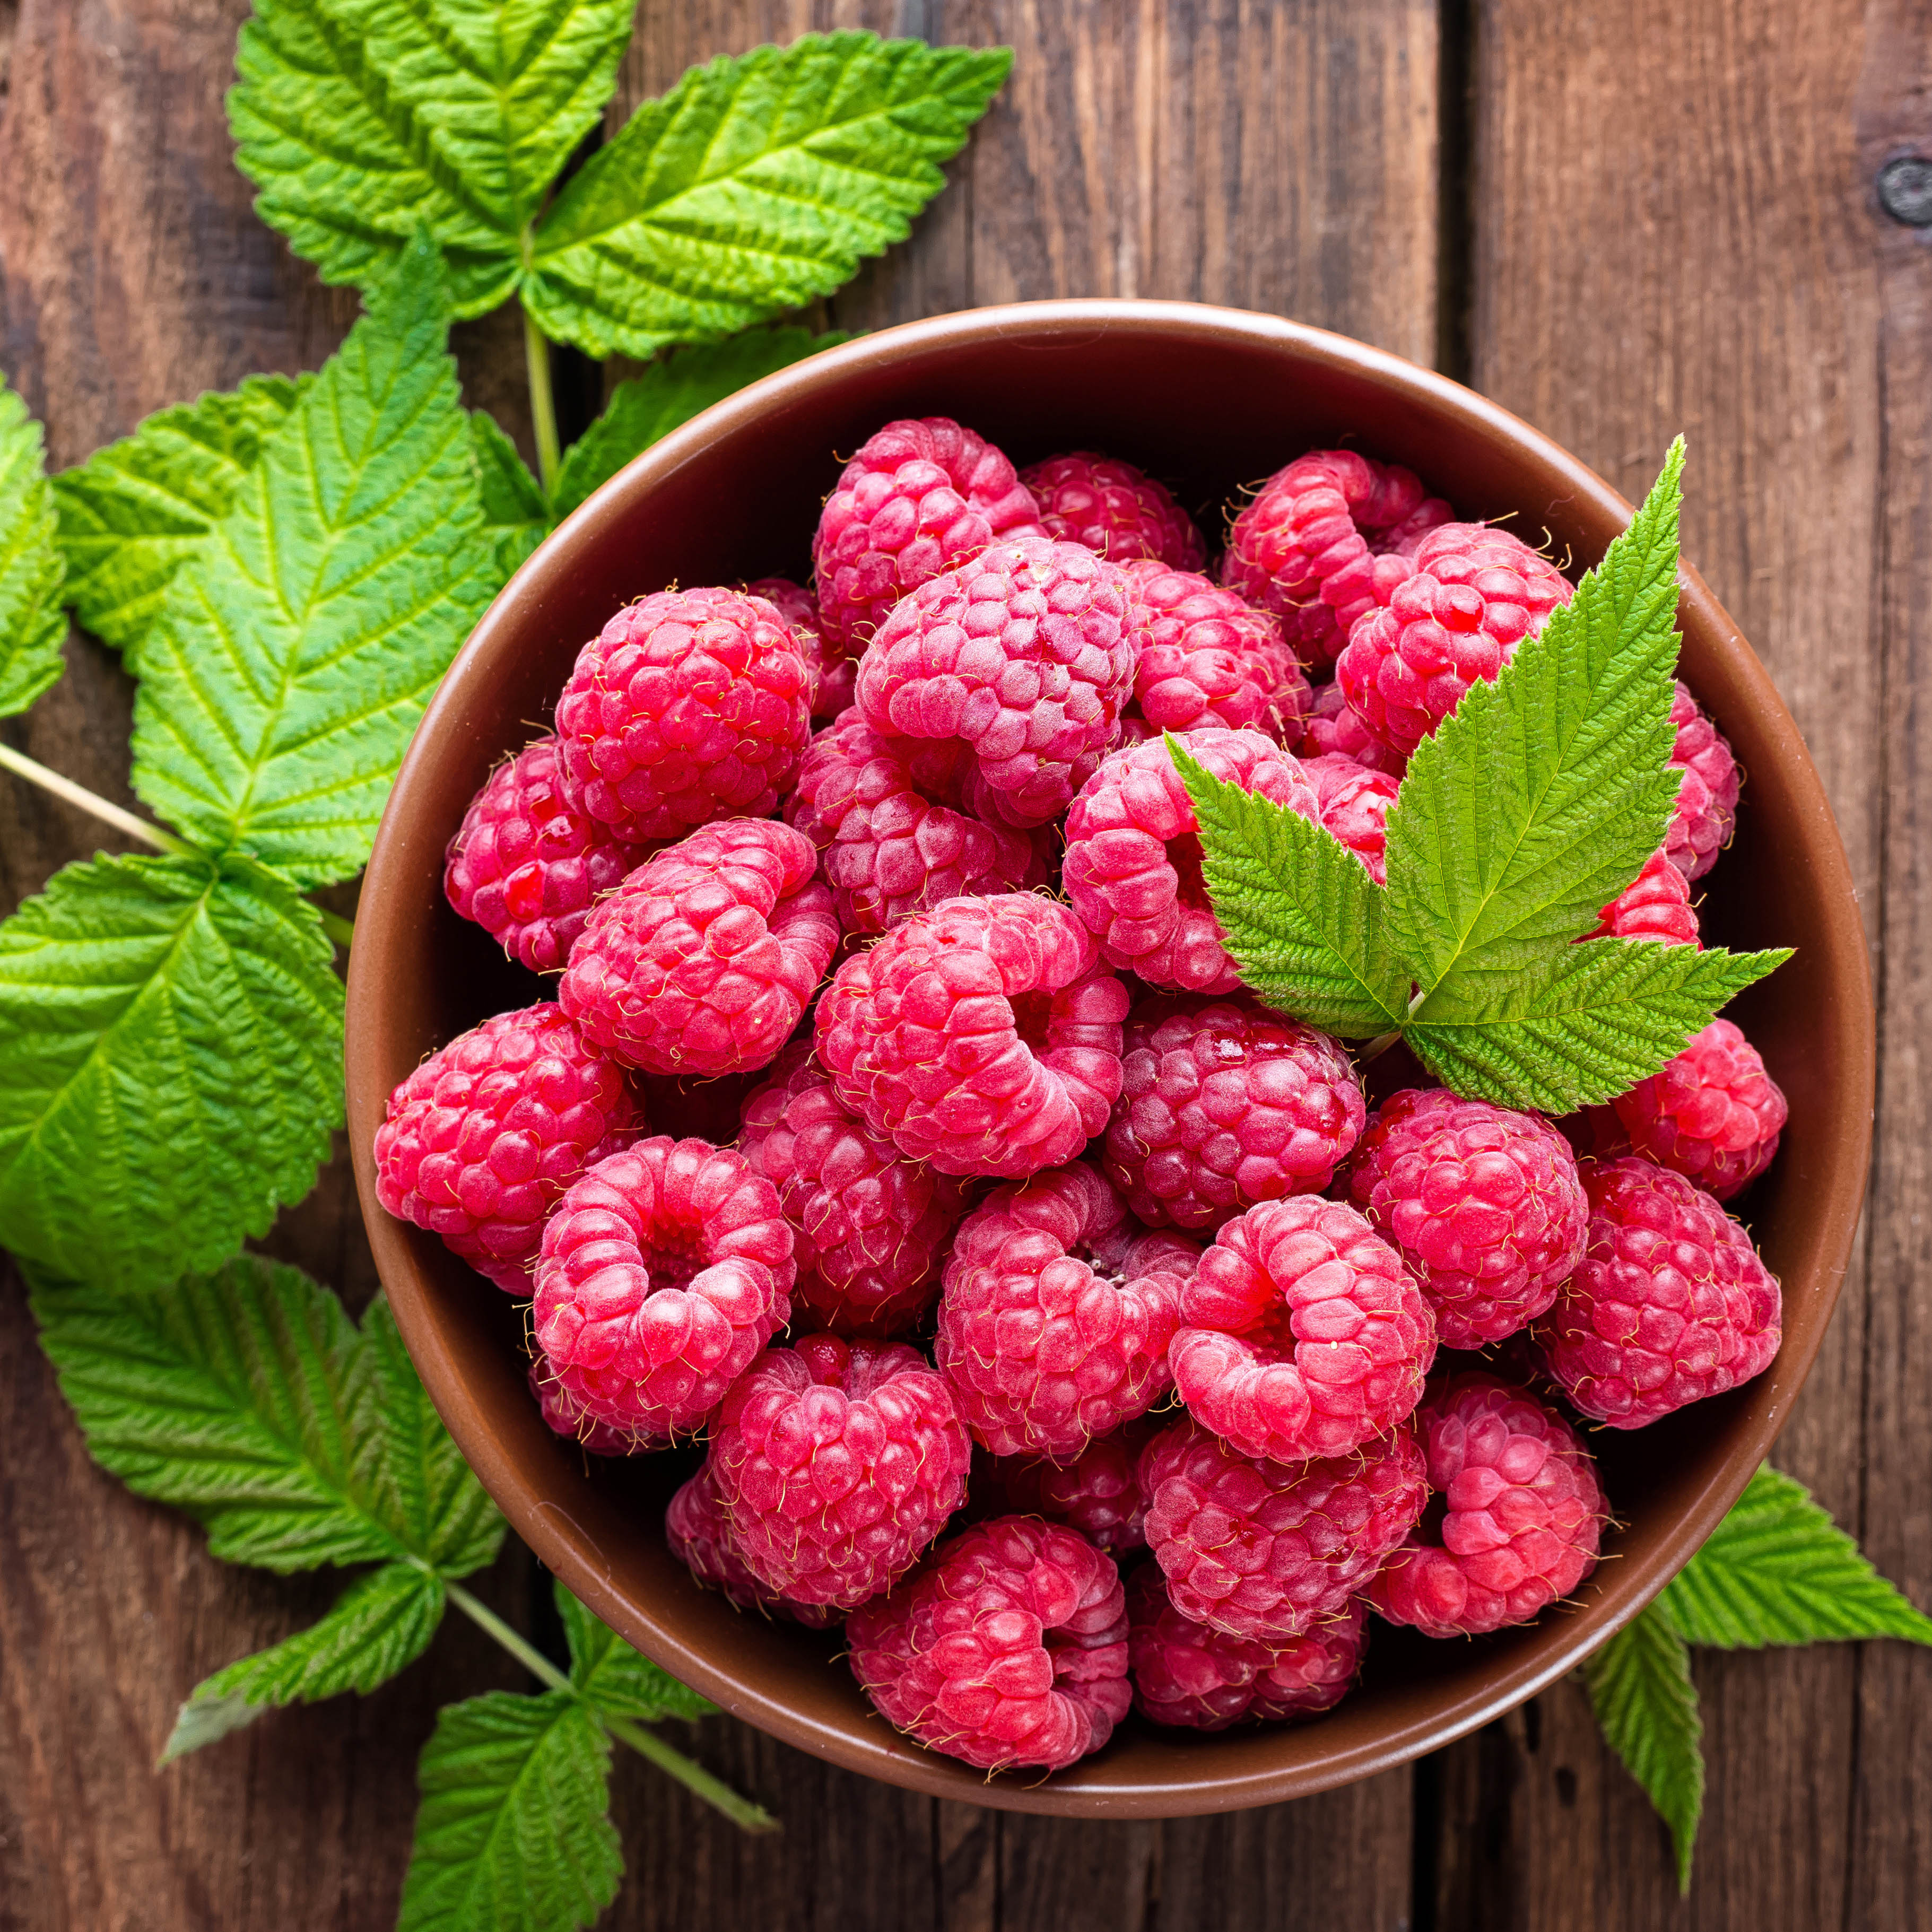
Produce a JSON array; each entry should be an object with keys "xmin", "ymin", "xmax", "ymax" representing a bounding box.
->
[
  {"xmin": 51, "ymin": 375, "xmax": 307, "ymax": 663},
  {"xmin": 230, "ymin": 0, "xmax": 636, "ymax": 318},
  {"xmin": 556, "ymin": 1579, "xmax": 715, "ymax": 1724},
  {"xmin": 397, "ymin": 1691, "xmax": 623, "ymax": 1932},
  {"xmin": 527, "ymin": 33, "xmax": 1012, "ymax": 359},
  {"xmin": 0, "ymin": 855, "xmax": 342, "ymax": 1292},
  {"xmin": 160, "ymin": 1560, "xmax": 447, "ymax": 1763},
  {"xmin": 0, "ymin": 372, "xmax": 69, "ymax": 719},
  {"xmin": 551, "ymin": 327, "xmax": 848, "ymax": 518},
  {"xmin": 1385, "ymin": 439, "xmax": 1687, "ymax": 1011},
  {"xmin": 1169, "ymin": 736, "xmax": 1409, "ymax": 1038},
  {"xmin": 1406, "ymin": 936, "xmax": 1790, "ymax": 1111},
  {"xmin": 130, "ymin": 230, "xmax": 498, "ymax": 885},
  {"xmin": 1661, "ymin": 1464, "xmax": 1932, "ymax": 1649},
  {"xmin": 1583, "ymin": 1603, "xmax": 1705, "ymax": 1894},
  {"xmin": 470, "ymin": 412, "xmax": 549, "ymax": 581}
]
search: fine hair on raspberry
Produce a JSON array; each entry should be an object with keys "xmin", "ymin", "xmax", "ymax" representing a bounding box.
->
[
  {"xmin": 1019, "ymin": 450, "xmax": 1207, "ymax": 569},
  {"xmin": 985, "ymin": 1416, "xmax": 1160, "ymax": 1555},
  {"xmin": 1611, "ymin": 1017, "xmax": 1786, "ymax": 1200},
  {"xmin": 665, "ymin": 1464, "xmax": 838, "ymax": 1628}
]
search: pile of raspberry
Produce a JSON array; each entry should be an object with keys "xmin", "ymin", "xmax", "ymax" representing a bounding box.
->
[{"xmin": 376, "ymin": 415, "xmax": 1787, "ymax": 1779}]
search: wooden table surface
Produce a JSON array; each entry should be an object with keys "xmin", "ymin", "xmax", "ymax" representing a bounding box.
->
[{"xmin": 3, "ymin": 2, "xmax": 1928, "ymax": 1927}]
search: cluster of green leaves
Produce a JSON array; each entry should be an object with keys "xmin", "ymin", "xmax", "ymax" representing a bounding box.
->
[{"xmin": 1176, "ymin": 441, "xmax": 1790, "ymax": 1112}]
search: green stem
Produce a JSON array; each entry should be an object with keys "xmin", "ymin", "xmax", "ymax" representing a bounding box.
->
[
  {"xmin": 521, "ymin": 302, "xmax": 562, "ymax": 499},
  {"xmin": 0, "ymin": 742, "xmax": 195, "ymax": 856},
  {"xmin": 1357, "ymin": 1030, "xmax": 1402, "ymax": 1066},
  {"xmin": 314, "ymin": 906, "xmax": 356, "ymax": 951},
  {"xmin": 446, "ymin": 1583, "xmax": 776, "ymax": 1834}
]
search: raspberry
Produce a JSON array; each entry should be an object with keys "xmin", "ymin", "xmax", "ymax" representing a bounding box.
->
[
  {"xmin": 846, "ymin": 1515, "xmax": 1130, "ymax": 1772},
  {"xmin": 1139, "ymin": 1417, "xmax": 1428, "ymax": 1641},
  {"xmin": 1221, "ymin": 450, "xmax": 1451, "ymax": 667},
  {"xmin": 1298, "ymin": 680, "xmax": 1407, "ymax": 778},
  {"xmin": 1127, "ymin": 1566, "xmax": 1365, "ymax": 1730},
  {"xmin": 785, "ymin": 711, "xmax": 1049, "ymax": 936},
  {"xmin": 815, "ymin": 893, "xmax": 1128, "ymax": 1178},
  {"xmin": 710, "ymin": 1334, "xmax": 973, "ymax": 1609},
  {"xmin": 1589, "ymin": 847, "xmax": 1700, "ymax": 946},
  {"xmin": 935, "ymin": 1162, "xmax": 1199, "ymax": 1460},
  {"xmin": 1019, "ymin": 451, "xmax": 1207, "ymax": 568},
  {"xmin": 1345, "ymin": 1088, "xmax": 1588, "ymax": 1351},
  {"xmin": 737, "ymin": 1045, "xmax": 968, "ymax": 1336},
  {"xmin": 373, "ymin": 1002, "xmax": 639, "ymax": 1293},
  {"xmin": 1528, "ymin": 1155, "xmax": 1783, "ymax": 1427},
  {"xmin": 1611, "ymin": 1019, "xmax": 1787, "ymax": 1201},
  {"xmin": 531, "ymin": 1136, "xmax": 793, "ymax": 1438},
  {"xmin": 443, "ymin": 736, "xmax": 648, "ymax": 973},
  {"xmin": 855, "ymin": 535, "xmax": 1139, "ymax": 829},
  {"xmin": 985, "ymin": 1417, "xmax": 1159, "ymax": 1555},
  {"xmin": 1119, "ymin": 560, "xmax": 1312, "ymax": 739},
  {"xmin": 559, "ymin": 819, "xmax": 838, "ymax": 1077},
  {"xmin": 528, "ymin": 1353, "xmax": 664, "ymax": 1457},
  {"xmin": 1103, "ymin": 993, "xmax": 1366, "ymax": 1230},
  {"xmin": 1666, "ymin": 680, "xmax": 1742, "ymax": 879},
  {"xmin": 553, "ymin": 585, "xmax": 811, "ymax": 843},
  {"xmin": 813, "ymin": 417, "xmax": 1043, "ymax": 654},
  {"xmin": 1062, "ymin": 728, "xmax": 1321, "ymax": 992},
  {"xmin": 665, "ymin": 1464, "xmax": 839, "ymax": 1627},
  {"xmin": 1171, "ymin": 1196, "xmax": 1435, "ymax": 1463},
  {"xmin": 1366, "ymin": 1373, "xmax": 1607, "ymax": 1637},
  {"xmin": 1302, "ymin": 752, "xmax": 1399, "ymax": 883},
  {"xmin": 747, "ymin": 575, "xmax": 854, "ymax": 721},
  {"xmin": 1337, "ymin": 523, "xmax": 1574, "ymax": 755}
]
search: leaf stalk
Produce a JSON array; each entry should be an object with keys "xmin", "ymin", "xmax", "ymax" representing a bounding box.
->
[
  {"xmin": 521, "ymin": 301, "xmax": 562, "ymax": 498},
  {"xmin": 0, "ymin": 741, "xmax": 195, "ymax": 856}
]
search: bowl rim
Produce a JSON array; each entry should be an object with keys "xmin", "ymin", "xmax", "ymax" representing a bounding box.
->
[{"xmin": 346, "ymin": 297, "xmax": 1876, "ymax": 1816}]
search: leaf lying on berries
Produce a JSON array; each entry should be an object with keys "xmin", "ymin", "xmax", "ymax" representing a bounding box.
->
[{"xmin": 0, "ymin": 372, "xmax": 68, "ymax": 718}]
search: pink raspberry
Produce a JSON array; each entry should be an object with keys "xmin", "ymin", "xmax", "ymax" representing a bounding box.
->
[
  {"xmin": 373, "ymin": 1002, "xmax": 639, "ymax": 1293},
  {"xmin": 559, "ymin": 819, "xmax": 838, "ymax": 1077},
  {"xmin": 1302, "ymin": 752, "xmax": 1399, "ymax": 882},
  {"xmin": 985, "ymin": 1417, "xmax": 1158, "ymax": 1555},
  {"xmin": 554, "ymin": 586, "xmax": 810, "ymax": 843},
  {"xmin": 528, "ymin": 1352, "xmax": 664, "ymax": 1457},
  {"xmin": 711, "ymin": 1334, "xmax": 973, "ymax": 1609},
  {"xmin": 665, "ymin": 1464, "xmax": 838, "ymax": 1627},
  {"xmin": 1127, "ymin": 1566, "xmax": 1365, "ymax": 1730},
  {"xmin": 1345, "ymin": 1089, "xmax": 1588, "ymax": 1351},
  {"xmin": 1139, "ymin": 1417, "xmax": 1428, "ymax": 1641},
  {"xmin": 1589, "ymin": 847, "xmax": 1700, "ymax": 946},
  {"xmin": 1221, "ymin": 450, "xmax": 1451, "ymax": 667},
  {"xmin": 855, "ymin": 535, "xmax": 1139, "ymax": 830},
  {"xmin": 1104, "ymin": 994, "xmax": 1366, "ymax": 1230},
  {"xmin": 1337, "ymin": 523, "xmax": 1574, "ymax": 755},
  {"xmin": 1170, "ymin": 1196, "xmax": 1435, "ymax": 1463},
  {"xmin": 1019, "ymin": 450, "xmax": 1206, "ymax": 568},
  {"xmin": 815, "ymin": 893, "xmax": 1128, "ymax": 1178},
  {"xmin": 1367, "ymin": 1373, "xmax": 1607, "ymax": 1637},
  {"xmin": 737, "ymin": 1045, "xmax": 968, "ymax": 1336},
  {"xmin": 1611, "ymin": 1019, "xmax": 1787, "ymax": 1201},
  {"xmin": 846, "ymin": 1515, "xmax": 1131, "ymax": 1772},
  {"xmin": 1297, "ymin": 679, "xmax": 1407, "ymax": 778},
  {"xmin": 531, "ymin": 1136, "xmax": 793, "ymax": 1438},
  {"xmin": 785, "ymin": 711, "xmax": 1049, "ymax": 937},
  {"xmin": 1119, "ymin": 560, "xmax": 1312, "ymax": 740},
  {"xmin": 935, "ymin": 1163, "xmax": 1200, "ymax": 1460},
  {"xmin": 1529, "ymin": 1155, "xmax": 1783, "ymax": 1427},
  {"xmin": 747, "ymin": 575, "xmax": 853, "ymax": 722},
  {"xmin": 1062, "ymin": 728, "xmax": 1322, "ymax": 992},
  {"xmin": 813, "ymin": 417, "xmax": 1043, "ymax": 654},
  {"xmin": 1665, "ymin": 680, "xmax": 1742, "ymax": 879},
  {"xmin": 443, "ymin": 736, "xmax": 648, "ymax": 973}
]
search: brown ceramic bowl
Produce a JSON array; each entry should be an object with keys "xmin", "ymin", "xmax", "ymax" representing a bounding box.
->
[{"xmin": 346, "ymin": 301, "xmax": 1874, "ymax": 1816}]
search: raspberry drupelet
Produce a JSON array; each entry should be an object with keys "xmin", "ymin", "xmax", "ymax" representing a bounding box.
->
[
  {"xmin": 1170, "ymin": 1196, "xmax": 1436, "ymax": 1464},
  {"xmin": 1301, "ymin": 752, "xmax": 1400, "ymax": 882},
  {"xmin": 1103, "ymin": 993, "xmax": 1367, "ymax": 1230},
  {"xmin": 1610, "ymin": 1019, "xmax": 1787, "ymax": 1200},
  {"xmin": 531, "ymin": 1135, "xmax": 793, "ymax": 1439},
  {"xmin": 373, "ymin": 1002, "xmax": 640, "ymax": 1293},
  {"xmin": 1019, "ymin": 451, "xmax": 1207, "ymax": 568},
  {"xmin": 1529, "ymin": 1155, "xmax": 1783, "ymax": 1428},
  {"xmin": 559, "ymin": 819, "xmax": 839, "ymax": 1077},
  {"xmin": 935, "ymin": 1162, "xmax": 1200, "ymax": 1461},
  {"xmin": 985, "ymin": 1416, "xmax": 1160, "ymax": 1555},
  {"xmin": 1139, "ymin": 1417, "xmax": 1428, "ymax": 1642},
  {"xmin": 1367, "ymin": 1373, "xmax": 1607, "ymax": 1638},
  {"xmin": 553, "ymin": 585, "xmax": 811, "ymax": 844},
  {"xmin": 746, "ymin": 575, "xmax": 854, "ymax": 723},
  {"xmin": 528, "ymin": 1352, "xmax": 665, "ymax": 1457},
  {"xmin": 1345, "ymin": 1088, "xmax": 1589, "ymax": 1351},
  {"xmin": 815, "ymin": 892, "xmax": 1128, "ymax": 1179},
  {"xmin": 1665, "ymin": 680, "xmax": 1742, "ymax": 880},
  {"xmin": 1062, "ymin": 728, "xmax": 1322, "ymax": 993},
  {"xmin": 846, "ymin": 1515, "xmax": 1131, "ymax": 1773},
  {"xmin": 1127, "ymin": 1567, "xmax": 1367, "ymax": 1730},
  {"xmin": 665, "ymin": 1464, "xmax": 839, "ymax": 1627},
  {"xmin": 1298, "ymin": 679, "xmax": 1408, "ymax": 777},
  {"xmin": 1589, "ymin": 848, "xmax": 1701, "ymax": 946},
  {"xmin": 812, "ymin": 416, "xmax": 1043, "ymax": 654},
  {"xmin": 710, "ymin": 1334, "xmax": 973, "ymax": 1610}
]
